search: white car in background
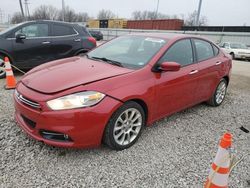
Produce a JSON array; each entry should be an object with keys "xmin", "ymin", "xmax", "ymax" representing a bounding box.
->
[{"xmin": 219, "ymin": 42, "xmax": 250, "ymax": 60}]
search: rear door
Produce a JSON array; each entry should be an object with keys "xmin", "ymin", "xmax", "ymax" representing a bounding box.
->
[
  {"xmin": 193, "ymin": 39, "xmax": 224, "ymax": 101},
  {"xmin": 12, "ymin": 23, "xmax": 52, "ymax": 68},
  {"xmin": 154, "ymin": 39, "xmax": 199, "ymax": 117},
  {"xmin": 50, "ymin": 23, "xmax": 81, "ymax": 60}
]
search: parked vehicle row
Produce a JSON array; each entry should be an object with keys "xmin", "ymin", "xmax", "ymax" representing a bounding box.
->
[
  {"xmin": 0, "ymin": 20, "xmax": 97, "ymax": 78},
  {"xmin": 219, "ymin": 42, "xmax": 250, "ymax": 60},
  {"xmin": 88, "ymin": 30, "xmax": 103, "ymax": 41},
  {"xmin": 14, "ymin": 33, "xmax": 232, "ymax": 150}
]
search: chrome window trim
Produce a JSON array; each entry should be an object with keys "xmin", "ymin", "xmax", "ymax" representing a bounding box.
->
[{"xmin": 6, "ymin": 28, "xmax": 79, "ymax": 40}]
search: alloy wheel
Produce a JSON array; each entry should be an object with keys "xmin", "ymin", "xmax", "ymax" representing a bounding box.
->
[
  {"xmin": 215, "ymin": 81, "xmax": 227, "ymax": 104},
  {"xmin": 113, "ymin": 108, "xmax": 142, "ymax": 146}
]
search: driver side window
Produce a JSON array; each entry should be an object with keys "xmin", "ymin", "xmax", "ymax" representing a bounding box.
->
[
  {"xmin": 158, "ymin": 39, "xmax": 194, "ymax": 67},
  {"xmin": 15, "ymin": 24, "xmax": 49, "ymax": 38}
]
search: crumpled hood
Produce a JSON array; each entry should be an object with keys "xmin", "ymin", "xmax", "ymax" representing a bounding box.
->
[{"xmin": 21, "ymin": 57, "xmax": 133, "ymax": 94}]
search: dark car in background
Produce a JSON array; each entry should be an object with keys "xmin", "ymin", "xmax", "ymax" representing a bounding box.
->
[
  {"xmin": 89, "ymin": 30, "xmax": 103, "ymax": 41},
  {"xmin": 0, "ymin": 20, "xmax": 97, "ymax": 78}
]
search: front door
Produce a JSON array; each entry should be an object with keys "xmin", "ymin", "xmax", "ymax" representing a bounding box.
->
[{"xmin": 12, "ymin": 23, "xmax": 52, "ymax": 69}]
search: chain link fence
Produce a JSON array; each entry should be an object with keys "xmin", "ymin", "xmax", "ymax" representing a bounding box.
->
[{"xmin": 88, "ymin": 28, "xmax": 250, "ymax": 46}]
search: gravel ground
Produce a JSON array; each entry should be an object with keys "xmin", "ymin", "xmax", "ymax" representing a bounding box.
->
[{"xmin": 0, "ymin": 60, "xmax": 249, "ymax": 188}]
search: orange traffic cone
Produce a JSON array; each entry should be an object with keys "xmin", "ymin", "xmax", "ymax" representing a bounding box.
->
[
  {"xmin": 4, "ymin": 57, "xmax": 16, "ymax": 90},
  {"xmin": 205, "ymin": 133, "xmax": 232, "ymax": 188}
]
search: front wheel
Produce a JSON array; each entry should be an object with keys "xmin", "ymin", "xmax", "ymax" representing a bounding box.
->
[
  {"xmin": 103, "ymin": 101, "xmax": 145, "ymax": 150},
  {"xmin": 0, "ymin": 55, "xmax": 6, "ymax": 79},
  {"xmin": 207, "ymin": 78, "xmax": 228, "ymax": 106}
]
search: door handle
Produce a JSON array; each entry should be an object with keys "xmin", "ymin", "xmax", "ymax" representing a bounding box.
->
[
  {"xmin": 215, "ymin": 61, "xmax": 222, "ymax": 65},
  {"xmin": 42, "ymin": 41, "xmax": 50, "ymax": 44},
  {"xmin": 189, "ymin": 70, "xmax": 199, "ymax": 75},
  {"xmin": 74, "ymin": 38, "xmax": 81, "ymax": 42}
]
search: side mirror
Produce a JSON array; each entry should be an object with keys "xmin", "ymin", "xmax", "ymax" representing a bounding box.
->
[
  {"xmin": 16, "ymin": 33, "xmax": 26, "ymax": 40},
  {"xmin": 159, "ymin": 62, "xmax": 181, "ymax": 72}
]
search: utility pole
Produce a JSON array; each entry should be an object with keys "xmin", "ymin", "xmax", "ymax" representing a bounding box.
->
[
  {"xmin": 19, "ymin": 0, "xmax": 25, "ymax": 19},
  {"xmin": 62, "ymin": 0, "xmax": 65, "ymax": 21},
  {"xmin": 155, "ymin": 0, "xmax": 160, "ymax": 19},
  {"xmin": 195, "ymin": 0, "xmax": 203, "ymax": 26}
]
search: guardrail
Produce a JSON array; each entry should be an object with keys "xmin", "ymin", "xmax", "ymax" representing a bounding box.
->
[{"xmin": 88, "ymin": 28, "xmax": 250, "ymax": 45}]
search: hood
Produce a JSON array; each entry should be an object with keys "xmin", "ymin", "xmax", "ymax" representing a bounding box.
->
[{"xmin": 21, "ymin": 57, "xmax": 133, "ymax": 94}]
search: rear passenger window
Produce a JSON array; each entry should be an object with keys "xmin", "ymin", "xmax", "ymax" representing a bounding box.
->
[
  {"xmin": 194, "ymin": 39, "xmax": 214, "ymax": 61},
  {"xmin": 53, "ymin": 25, "xmax": 77, "ymax": 36},
  {"xmin": 159, "ymin": 39, "xmax": 194, "ymax": 67}
]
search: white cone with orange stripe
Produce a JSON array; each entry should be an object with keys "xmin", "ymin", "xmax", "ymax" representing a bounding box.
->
[
  {"xmin": 4, "ymin": 57, "xmax": 16, "ymax": 89},
  {"xmin": 205, "ymin": 133, "xmax": 232, "ymax": 188}
]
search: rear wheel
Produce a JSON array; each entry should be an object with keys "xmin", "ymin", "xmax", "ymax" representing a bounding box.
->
[
  {"xmin": 207, "ymin": 78, "xmax": 228, "ymax": 106},
  {"xmin": 0, "ymin": 54, "xmax": 6, "ymax": 79},
  {"xmin": 103, "ymin": 101, "xmax": 145, "ymax": 150}
]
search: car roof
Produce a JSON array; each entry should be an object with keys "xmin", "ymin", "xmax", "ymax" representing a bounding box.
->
[
  {"xmin": 22, "ymin": 20, "xmax": 77, "ymax": 26},
  {"xmin": 130, "ymin": 32, "xmax": 192, "ymax": 40},
  {"xmin": 130, "ymin": 32, "xmax": 210, "ymax": 41}
]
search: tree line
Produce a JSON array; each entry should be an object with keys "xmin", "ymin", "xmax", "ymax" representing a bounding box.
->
[{"xmin": 11, "ymin": 5, "xmax": 208, "ymax": 26}]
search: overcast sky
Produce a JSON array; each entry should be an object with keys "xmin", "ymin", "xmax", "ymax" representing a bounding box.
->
[{"xmin": 1, "ymin": 0, "xmax": 250, "ymax": 26}]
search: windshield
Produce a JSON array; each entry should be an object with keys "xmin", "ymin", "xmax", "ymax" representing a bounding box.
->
[
  {"xmin": 0, "ymin": 23, "xmax": 23, "ymax": 35},
  {"xmin": 87, "ymin": 36, "xmax": 167, "ymax": 69},
  {"xmin": 230, "ymin": 43, "xmax": 248, "ymax": 49}
]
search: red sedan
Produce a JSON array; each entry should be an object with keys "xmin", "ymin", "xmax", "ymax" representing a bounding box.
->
[{"xmin": 14, "ymin": 33, "xmax": 232, "ymax": 150}]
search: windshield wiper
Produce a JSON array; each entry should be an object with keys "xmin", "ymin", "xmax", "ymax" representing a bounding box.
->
[{"xmin": 90, "ymin": 56, "xmax": 123, "ymax": 67}]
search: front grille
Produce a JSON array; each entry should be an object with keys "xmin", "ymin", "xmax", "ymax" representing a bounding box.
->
[
  {"xmin": 15, "ymin": 90, "xmax": 41, "ymax": 109},
  {"xmin": 21, "ymin": 114, "xmax": 36, "ymax": 129}
]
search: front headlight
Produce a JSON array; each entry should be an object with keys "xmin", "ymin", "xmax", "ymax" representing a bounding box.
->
[{"xmin": 47, "ymin": 91, "xmax": 105, "ymax": 110}]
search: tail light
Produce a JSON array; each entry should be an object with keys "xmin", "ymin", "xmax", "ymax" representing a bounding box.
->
[{"xmin": 88, "ymin": 37, "xmax": 97, "ymax": 46}]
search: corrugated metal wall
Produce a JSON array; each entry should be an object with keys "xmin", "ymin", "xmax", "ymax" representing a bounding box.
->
[{"xmin": 127, "ymin": 19, "xmax": 183, "ymax": 30}]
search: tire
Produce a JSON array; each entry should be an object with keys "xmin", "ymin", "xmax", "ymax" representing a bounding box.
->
[
  {"xmin": 207, "ymin": 78, "xmax": 228, "ymax": 107},
  {"xmin": 230, "ymin": 52, "xmax": 235, "ymax": 60},
  {"xmin": 0, "ymin": 54, "xmax": 6, "ymax": 79},
  {"xmin": 103, "ymin": 101, "xmax": 145, "ymax": 150}
]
